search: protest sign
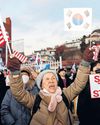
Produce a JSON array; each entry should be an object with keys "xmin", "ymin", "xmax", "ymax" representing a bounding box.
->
[{"xmin": 89, "ymin": 74, "xmax": 100, "ymax": 98}]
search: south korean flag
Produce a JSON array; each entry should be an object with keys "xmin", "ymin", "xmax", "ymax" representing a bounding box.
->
[{"xmin": 64, "ymin": 8, "xmax": 92, "ymax": 31}]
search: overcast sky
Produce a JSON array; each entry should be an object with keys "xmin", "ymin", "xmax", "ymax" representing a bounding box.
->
[{"xmin": 0, "ymin": 0, "xmax": 100, "ymax": 55}]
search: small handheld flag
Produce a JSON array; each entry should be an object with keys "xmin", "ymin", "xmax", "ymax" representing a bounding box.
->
[
  {"xmin": 0, "ymin": 28, "xmax": 10, "ymax": 47},
  {"xmin": 13, "ymin": 50, "xmax": 28, "ymax": 63},
  {"xmin": 0, "ymin": 15, "xmax": 12, "ymax": 55}
]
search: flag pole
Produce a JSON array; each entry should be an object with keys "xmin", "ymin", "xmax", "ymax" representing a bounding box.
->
[
  {"xmin": 0, "ymin": 15, "xmax": 12, "ymax": 55},
  {"xmin": 59, "ymin": 56, "xmax": 62, "ymax": 69},
  {"xmin": 5, "ymin": 41, "xmax": 8, "ymax": 66}
]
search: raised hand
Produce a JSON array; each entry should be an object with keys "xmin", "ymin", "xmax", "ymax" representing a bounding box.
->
[{"xmin": 7, "ymin": 56, "xmax": 21, "ymax": 72}]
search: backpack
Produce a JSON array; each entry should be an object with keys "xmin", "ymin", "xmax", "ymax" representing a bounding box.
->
[{"xmin": 28, "ymin": 92, "xmax": 72, "ymax": 125}]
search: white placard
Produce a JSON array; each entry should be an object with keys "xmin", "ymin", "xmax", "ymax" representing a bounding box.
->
[{"xmin": 89, "ymin": 74, "xmax": 100, "ymax": 98}]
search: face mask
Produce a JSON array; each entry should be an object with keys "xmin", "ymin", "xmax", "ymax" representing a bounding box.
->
[{"xmin": 22, "ymin": 75, "xmax": 29, "ymax": 84}]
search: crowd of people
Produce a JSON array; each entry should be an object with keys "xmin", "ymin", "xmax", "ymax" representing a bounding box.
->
[
  {"xmin": 0, "ymin": 46, "xmax": 100, "ymax": 125},
  {"xmin": 0, "ymin": 66, "xmax": 39, "ymax": 125}
]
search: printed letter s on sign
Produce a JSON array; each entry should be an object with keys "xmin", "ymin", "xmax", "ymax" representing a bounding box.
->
[
  {"xmin": 94, "ymin": 76, "xmax": 100, "ymax": 84},
  {"xmin": 93, "ymin": 90, "xmax": 100, "ymax": 98}
]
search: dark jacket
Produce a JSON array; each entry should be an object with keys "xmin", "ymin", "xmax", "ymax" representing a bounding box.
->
[
  {"xmin": 58, "ymin": 74, "xmax": 73, "ymax": 89},
  {"xmin": 0, "ymin": 71, "xmax": 8, "ymax": 106},
  {"xmin": 77, "ymin": 80, "xmax": 100, "ymax": 125},
  {"xmin": 0, "ymin": 71, "xmax": 10, "ymax": 125},
  {"xmin": 0, "ymin": 84, "xmax": 39, "ymax": 125}
]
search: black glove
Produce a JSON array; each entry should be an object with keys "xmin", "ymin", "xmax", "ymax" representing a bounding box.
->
[
  {"xmin": 83, "ymin": 47, "xmax": 94, "ymax": 62},
  {"xmin": 7, "ymin": 56, "xmax": 21, "ymax": 72}
]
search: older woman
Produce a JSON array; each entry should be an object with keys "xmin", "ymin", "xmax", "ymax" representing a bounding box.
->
[{"xmin": 7, "ymin": 47, "xmax": 94, "ymax": 125}]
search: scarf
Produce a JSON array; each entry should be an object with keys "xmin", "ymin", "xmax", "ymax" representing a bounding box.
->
[{"xmin": 40, "ymin": 87, "xmax": 62, "ymax": 112}]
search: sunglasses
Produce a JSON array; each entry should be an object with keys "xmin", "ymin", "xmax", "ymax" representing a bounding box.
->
[{"xmin": 95, "ymin": 69, "xmax": 100, "ymax": 74}]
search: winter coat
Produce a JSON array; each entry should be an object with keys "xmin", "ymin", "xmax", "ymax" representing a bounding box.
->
[
  {"xmin": 77, "ymin": 80, "xmax": 100, "ymax": 125},
  {"xmin": 9, "ymin": 64, "xmax": 90, "ymax": 125},
  {"xmin": 0, "ymin": 84, "xmax": 39, "ymax": 125},
  {"xmin": 0, "ymin": 71, "xmax": 9, "ymax": 107}
]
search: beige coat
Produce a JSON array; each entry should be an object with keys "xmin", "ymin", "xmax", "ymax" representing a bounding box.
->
[{"xmin": 9, "ymin": 65, "xmax": 90, "ymax": 125}]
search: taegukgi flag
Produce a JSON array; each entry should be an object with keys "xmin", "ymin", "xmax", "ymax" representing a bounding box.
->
[{"xmin": 64, "ymin": 8, "xmax": 92, "ymax": 31}]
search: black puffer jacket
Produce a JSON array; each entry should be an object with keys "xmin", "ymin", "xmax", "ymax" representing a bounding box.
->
[
  {"xmin": 0, "ymin": 71, "xmax": 7, "ymax": 106},
  {"xmin": 1, "ymin": 85, "xmax": 39, "ymax": 125},
  {"xmin": 77, "ymin": 80, "xmax": 100, "ymax": 125},
  {"xmin": 58, "ymin": 74, "xmax": 73, "ymax": 89}
]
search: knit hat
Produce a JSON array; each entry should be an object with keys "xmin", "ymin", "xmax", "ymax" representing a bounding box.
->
[{"xmin": 36, "ymin": 70, "xmax": 58, "ymax": 89}]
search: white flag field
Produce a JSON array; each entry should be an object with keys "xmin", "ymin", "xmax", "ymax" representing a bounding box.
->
[
  {"xmin": 12, "ymin": 40, "xmax": 27, "ymax": 63},
  {"xmin": 64, "ymin": 8, "xmax": 92, "ymax": 31},
  {"xmin": 12, "ymin": 40, "xmax": 24, "ymax": 53}
]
